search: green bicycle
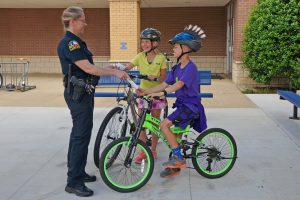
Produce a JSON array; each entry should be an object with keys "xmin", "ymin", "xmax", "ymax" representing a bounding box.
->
[{"xmin": 99, "ymin": 96, "xmax": 237, "ymax": 193}]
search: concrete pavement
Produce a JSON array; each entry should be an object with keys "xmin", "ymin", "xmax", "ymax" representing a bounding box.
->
[{"xmin": 1, "ymin": 94, "xmax": 300, "ymax": 200}]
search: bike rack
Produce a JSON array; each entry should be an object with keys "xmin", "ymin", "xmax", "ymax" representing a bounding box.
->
[{"xmin": 0, "ymin": 61, "xmax": 36, "ymax": 92}]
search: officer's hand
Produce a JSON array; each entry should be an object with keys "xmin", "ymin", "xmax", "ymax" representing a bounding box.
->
[
  {"xmin": 115, "ymin": 70, "xmax": 129, "ymax": 80},
  {"xmin": 108, "ymin": 65, "xmax": 117, "ymax": 69}
]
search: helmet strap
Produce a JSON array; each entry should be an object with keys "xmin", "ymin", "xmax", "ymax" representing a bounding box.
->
[
  {"xmin": 176, "ymin": 44, "xmax": 192, "ymax": 63},
  {"xmin": 145, "ymin": 41, "xmax": 158, "ymax": 55}
]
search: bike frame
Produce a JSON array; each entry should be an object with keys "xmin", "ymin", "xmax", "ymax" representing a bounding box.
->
[
  {"xmin": 129, "ymin": 97, "xmax": 191, "ymax": 151},
  {"xmin": 114, "ymin": 84, "xmax": 139, "ymax": 129},
  {"xmin": 142, "ymin": 113, "xmax": 190, "ymax": 149},
  {"xmin": 116, "ymin": 80, "xmax": 169, "ymax": 137}
]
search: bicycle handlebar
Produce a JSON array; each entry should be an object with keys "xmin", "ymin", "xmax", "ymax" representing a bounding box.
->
[
  {"xmin": 126, "ymin": 78, "xmax": 139, "ymax": 89},
  {"xmin": 137, "ymin": 95, "xmax": 162, "ymax": 103},
  {"xmin": 129, "ymin": 74, "xmax": 149, "ymax": 80}
]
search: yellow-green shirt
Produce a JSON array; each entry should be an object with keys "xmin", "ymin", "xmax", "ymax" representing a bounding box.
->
[{"xmin": 131, "ymin": 52, "xmax": 167, "ymax": 90}]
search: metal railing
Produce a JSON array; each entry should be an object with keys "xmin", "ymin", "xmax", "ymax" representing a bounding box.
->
[{"xmin": 0, "ymin": 61, "xmax": 36, "ymax": 91}]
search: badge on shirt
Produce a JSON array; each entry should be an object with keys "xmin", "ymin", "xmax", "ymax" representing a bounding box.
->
[{"xmin": 68, "ymin": 40, "xmax": 80, "ymax": 51}]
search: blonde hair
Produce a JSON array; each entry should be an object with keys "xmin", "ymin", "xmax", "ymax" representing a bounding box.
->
[{"xmin": 61, "ymin": 6, "xmax": 84, "ymax": 31}]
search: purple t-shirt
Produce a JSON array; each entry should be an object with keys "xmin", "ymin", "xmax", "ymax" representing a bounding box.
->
[
  {"xmin": 165, "ymin": 60, "xmax": 199, "ymax": 105},
  {"xmin": 165, "ymin": 60, "xmax": 207, "ymax": 132}
]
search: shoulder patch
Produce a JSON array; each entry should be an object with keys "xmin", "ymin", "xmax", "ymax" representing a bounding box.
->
[{"xmin": 68, "ymin": 40, "xmax": 80, "ymax": 51}]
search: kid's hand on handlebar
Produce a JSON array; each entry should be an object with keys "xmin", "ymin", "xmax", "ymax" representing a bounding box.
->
[
  {"xmin": 136, "ymin": 88, "xmax": 145, "ymax": 96},
  {"xmin": 147, "ymin": 75, "xmax": 158, "ymax": 81},
  {"xmin": 147, "ymin": 92, "xmax": 163, "ymax": 99}
]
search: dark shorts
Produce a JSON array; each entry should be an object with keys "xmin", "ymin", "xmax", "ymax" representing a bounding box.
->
[{"xmin": 167, "ymin": 106, "xmax": 199, "ymax": 129}]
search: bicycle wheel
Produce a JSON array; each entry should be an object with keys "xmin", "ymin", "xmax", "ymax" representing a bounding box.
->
[
  {"xmin": 192, "ymin": 128, "xmax": 237, "ymax": 179},
  {"xmin": 93, "ymin": 106, "xmax": 129, "ymax": 168},
  {"xmin": 0, "ymin": 74, "xmax": 3, "ymax": 88},
  {"xmin": 99, "ymin": 137, "xmax": 154, "ymax": 193}
]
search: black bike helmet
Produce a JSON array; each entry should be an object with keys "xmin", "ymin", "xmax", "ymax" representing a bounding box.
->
[
  {"xmin": 169, "ymin": 24, "xmax": 206, "ymax": 52},
  {"xmin": 140, "ymin": 28, "xmax": 161, "ymax": 42}
]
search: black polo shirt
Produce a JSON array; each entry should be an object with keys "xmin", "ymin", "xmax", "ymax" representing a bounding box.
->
[{"xmin": 57, "ymin": 31, "xmax": 98, "ymax": 83}]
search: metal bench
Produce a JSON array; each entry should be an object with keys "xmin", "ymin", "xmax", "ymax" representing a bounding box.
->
[
  {"xmin": 95, "ymin": 70, "xmax": 213, "ymax": 98},
  {"xmin": 277, "ymin": 90, "xmax": 300, "ymax": 120}
]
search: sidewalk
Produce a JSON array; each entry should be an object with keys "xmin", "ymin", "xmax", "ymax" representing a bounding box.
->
[
  {"xmin": 0, "ymin": 74, "xmax": 256, "ymax": 108},
  {"xmin": 1, "ymin": 76, "xmax": 300, "ymax": 200}
]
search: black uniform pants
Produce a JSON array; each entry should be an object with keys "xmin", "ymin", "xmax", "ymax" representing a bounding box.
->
[{"xmin": 64, "ymin": 89, "xmax": 94, "ymax": 186}]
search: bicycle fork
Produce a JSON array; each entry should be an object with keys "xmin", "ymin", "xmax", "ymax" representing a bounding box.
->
[{"xmin": 124, "ymin": 108, "xmax": 149, "ymax": 167}]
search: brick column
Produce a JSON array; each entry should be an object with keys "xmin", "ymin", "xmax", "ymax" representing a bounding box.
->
[
  {"xmin": 109, "ymin": 0, "xmax": 140, "ymax": 61},
  {"xmin": 233, "ymin": 0, "xmax": 257, "ymax": 62},
  {"xmin": 232, "ymin": 0, "xmax": 257, "ymax": 87}
]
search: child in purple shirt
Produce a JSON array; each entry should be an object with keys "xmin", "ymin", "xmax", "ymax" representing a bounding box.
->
[{"xmin": 136, "ymin": 24, "xmax": 207, "ymax": 178}]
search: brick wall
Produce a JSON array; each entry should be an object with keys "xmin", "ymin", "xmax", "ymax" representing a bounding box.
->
[
  {"xmin": 231, "ymin": 0, "xmax": 265, "ymax": 88},
  {"xmin": 0, "ymin": 7, "xmax": 227, "ymax": 74},
  {"xmin": 141, "ymin": 7, "xmax": 227, "ymax": 57},
  {"xmin": 0, "ymin": 8, "xmax": 110, "ymax": 56},
  {"xmin": 233, "ymin": 0, "xmax": 257, "ymax": 61},
  {"xmin": 0, "ymin": 7, "xmax": 226, "ymax": 57}
]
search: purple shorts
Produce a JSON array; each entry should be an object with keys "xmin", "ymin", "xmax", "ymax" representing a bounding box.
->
[{"xmin": 167, "ymin": 106, "xmax": 199, "ymax": 129}]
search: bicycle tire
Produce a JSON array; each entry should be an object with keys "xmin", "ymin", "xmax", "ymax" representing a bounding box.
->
[
  {"xmin": 99, "ymin": 137, "xmax": 154, "ymax": 193},
  {"xmin": 93, "ymin": 107, "xmax": 128, "ymax": 168},
  {"xmin": 192, "ymin": 128, "xmax": 237, "ymax": 179},
  {"xmin": 0, "ymin": 74, "xmax": 3, "ymax": 88}
]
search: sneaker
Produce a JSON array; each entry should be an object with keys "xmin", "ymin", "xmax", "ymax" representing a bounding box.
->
[
  {"xmin": 134, "ymin": 149, "xmax": 157, "ymax": 164},
  {"xmin": 162, "ymin": 155, "xmax": 186, "ymax": 168},
  {"xmin": 160, "ymin": 168, "xmax": 181, "ymax": 178}
]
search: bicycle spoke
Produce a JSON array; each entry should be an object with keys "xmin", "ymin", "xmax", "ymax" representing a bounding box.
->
[
  {"xmin": 192, "ymin": 129, "xmax": 237, "ymax": 177},
  {"xmin": 103, "ymin": 140, "xmax": 152, "ymax": 188}
]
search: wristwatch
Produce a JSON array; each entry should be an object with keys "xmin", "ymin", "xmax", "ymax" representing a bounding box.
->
[{"xmin": 163, "ymin": 89, "xmax": 167, "ymax": 96}]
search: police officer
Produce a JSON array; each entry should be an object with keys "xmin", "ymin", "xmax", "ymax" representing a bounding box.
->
[{"xmin": 57, "ymin": 6, "xmax": 128, "ymax": 197}]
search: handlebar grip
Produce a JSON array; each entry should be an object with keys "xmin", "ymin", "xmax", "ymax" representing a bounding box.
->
[
  {"xmin": 126, "ymin": 78, "xmax": 139, "ymax": 89},
  {"xmin": 129, "ymin": 74, "xmax": 135, "ymax": 79},
  {"xmin": 139, "ymin": 75, "xmax": 149, "ymax": 80},
  {"xmin": 128, "ymin": 74, "xmax": 149, "ymax": 80}
]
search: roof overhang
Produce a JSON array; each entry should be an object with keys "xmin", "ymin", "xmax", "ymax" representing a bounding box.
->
[{"xmin": 0, "ymin": 0, "xmax": 231, "ymax": 8}]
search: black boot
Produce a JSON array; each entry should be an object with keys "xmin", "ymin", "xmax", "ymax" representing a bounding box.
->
[
  {"xmin": 82, "ymin": 172, "xmax": 96, "ymax": 182},
  {"xmin": 65, "ymin": 184, "xmax": 93, "ymax": 197}
]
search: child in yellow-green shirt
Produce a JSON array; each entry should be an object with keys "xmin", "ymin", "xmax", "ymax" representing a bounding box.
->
[{"xmin": 124, "ymin": 28, "xmax": 167, "ymax": 163}]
